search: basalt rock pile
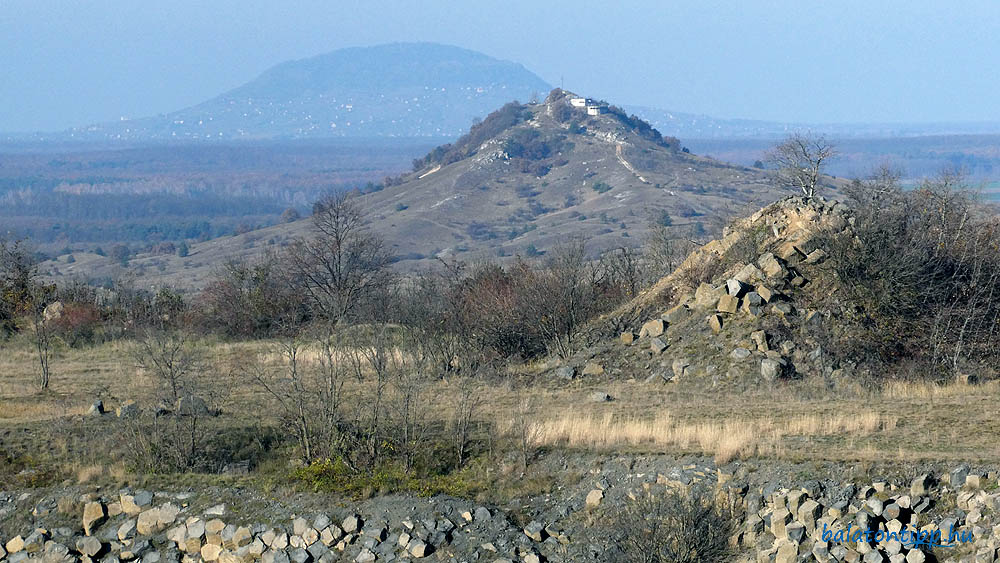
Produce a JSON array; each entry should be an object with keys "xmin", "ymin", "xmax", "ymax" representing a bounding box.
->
[{"xmin": 557, "ymin": 196, "xmax": 856, "ymax": 385}]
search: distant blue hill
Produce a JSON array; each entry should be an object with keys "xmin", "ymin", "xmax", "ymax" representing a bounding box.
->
[{"xmin": 64, "ymin": 43, "xmax": 552, "ymax": 141}]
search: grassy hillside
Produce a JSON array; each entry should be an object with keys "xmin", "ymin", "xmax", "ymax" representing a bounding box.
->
[{"xmin": 43, "ymin": 91, "xmax": 816, "ymax": 289}]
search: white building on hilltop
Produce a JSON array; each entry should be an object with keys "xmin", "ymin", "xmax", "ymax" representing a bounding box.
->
[{"xmin": 586, "ymin": 103, "xmax": 607, "ymax": 116}]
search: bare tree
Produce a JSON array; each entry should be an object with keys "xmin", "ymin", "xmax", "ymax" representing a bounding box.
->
[
  {"xmin": 766, "ymin": 133, "xmax": 837, "ymax": 198},
  {"xmin": 29, "ymin": 288, "xmax": 54, "ymax": 390},
  {"xmin": 452, "ymin": 378, "xmax": 483, "ymax": 468},
  {"xmin": 286, "ymin": 193, "xmax": 394, "ymax": 324},
  {"xmin": 510, "ymin": 393, "xmax": 541, "ymax": 472},
  {"xmin": 133, "ymin": 329, "xmax": 201, "ymax": 404},
  {"xmin": 1, "ymin": 238, "xmax": 54, "ymax": 389}
]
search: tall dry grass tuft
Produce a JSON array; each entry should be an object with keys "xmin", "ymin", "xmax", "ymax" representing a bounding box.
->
[
  {"xmin": 528, "ymin": 408, "xmax": 894, "ymax": 464},
  {"xmin": 76, "ymin": 464, "xmax": 104, "ymax": 484},
  {"xmin": 781, "ymin": 411, "xmax": 896, "ymax": 435},
  {"xmin": 882, "ymin": 379, "xmax": 1000, "ymax": 400}
]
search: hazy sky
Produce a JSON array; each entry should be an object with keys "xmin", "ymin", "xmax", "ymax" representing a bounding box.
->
[{"xmin": 3, "ymin": 0, "xmax": 1000, "ymax": 131}]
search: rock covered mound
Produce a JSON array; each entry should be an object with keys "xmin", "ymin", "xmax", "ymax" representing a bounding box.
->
[{"xmin": 559, "ymin": 196, "xmax": 855, "ymax": 384}]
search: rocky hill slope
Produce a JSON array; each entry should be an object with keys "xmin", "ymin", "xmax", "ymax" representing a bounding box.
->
[
  {"xmin": 65, "ymin": 43, "xmax": 552, "ymax": 141},
  {"xmin": 551, "ymin": 196, "xmax": 856, "ymax": 386}
]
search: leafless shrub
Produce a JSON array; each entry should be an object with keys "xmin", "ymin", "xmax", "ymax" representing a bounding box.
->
[
  {"xmin": 611, "ymin": 485, "xmax": 736, "ymax": 563},
  {"xmin": 133, "ymin": 329, "xmax": 201, "ymax": 404},
  {"xmin": 391, "ymin": 352, "xmax": 432, "ymax": 472},
  {"xmin": 0, "ymin": 238, "xmax": 54, "ymax": 389},
  {"xmin": 122, "ymin": 330, "xmax": 219, "ymax": 473},
  {"xmin": 820, "ymin": 167, "xmax": 1000, "ymax": 379},
  {"xmin": 120, "ymin": 406, "xmax": 210, "ymax": 473},
  {"xmin": 196, "ymin": 250, "xmax": 306, "ymax": 337},
  {"xmin": 29, "ymin": 293, "xmax": 54, "ymax": 390},
  {"xmin": 239, "ymin": 331, "xmax": 352, "ymax": 465},
  {"xmin": 720, "ymin": 220, "xmax": 771, "ymax": 271},
  {"xmin": 452, "ymin": 378, "xmax": 483, "ymax": 468},
  {"xmin": 595, "ymin": 246, "xmax": 642, "ymax": 300},
  {"xmin": 508, "ymin": 393, "xmax": 541, "ymax": 472}
]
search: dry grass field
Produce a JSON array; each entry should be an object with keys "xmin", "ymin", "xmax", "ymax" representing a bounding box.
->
[{"xmin": 3, "ymin": 334, "xmax": 999, "ymax": 483}]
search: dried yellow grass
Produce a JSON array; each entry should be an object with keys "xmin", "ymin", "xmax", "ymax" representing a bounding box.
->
[
  {"xmin": 882, "ymin": 379, "xmax": 1000, "ymax": 400},
  {"xmin": 0, "ymin": 399, "xmax": 86, "ymax": 421},
  {"xmin": 530, "ymin": 409, "xmax": 894, "ymax": 464},
  {"xmin": 781, "ymin": 411, "xmax": 896, "ymax": 435},
  {"xmin": 109, "ymin": 462, "xmax": 128, "ymax": 482},
  {"xmin": 76, "ymin": 464, "xmax": 104, "ymax": 484}
]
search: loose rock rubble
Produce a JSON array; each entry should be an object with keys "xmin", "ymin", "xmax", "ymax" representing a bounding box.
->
[
  {"xmin": 0, "ymin": 492, "xmax": 548, "ymax": 563},
  {"xmin": 4, "ymin": 457, "xmax": 1000, "ymax": 562},
  {"xmin": 553, "ymin": 196, "xmax": 859, "ymax": 387}
]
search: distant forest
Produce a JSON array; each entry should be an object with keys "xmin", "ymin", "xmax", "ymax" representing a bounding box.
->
[{"xmin": 0, "ymin": 140, "xmax": 429, "ymax": 256}]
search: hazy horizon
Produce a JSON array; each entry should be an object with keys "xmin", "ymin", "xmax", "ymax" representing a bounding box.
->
[{"xmin": 4, "ymin": 0, "xmax": 1000, "ymax": 132}]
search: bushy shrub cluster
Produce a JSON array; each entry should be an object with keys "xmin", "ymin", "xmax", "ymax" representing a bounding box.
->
[
  {"xmin": 412, "ymin": 102, "xmax": 532, "ymax": 171},
  {"xmin": 820, "ymin": 168, "xmax": 1000, "ymax": 379}
]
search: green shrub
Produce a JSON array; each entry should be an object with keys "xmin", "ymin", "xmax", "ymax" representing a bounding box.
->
[{"xmin": 592, "ymin": 181, "xmax": 612, "ymax": 194}]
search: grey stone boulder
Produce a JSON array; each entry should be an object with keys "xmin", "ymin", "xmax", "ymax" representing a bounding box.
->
[
  {"xmin": 910, "ymin": 474, "xmax": 934, "ymax": 496},
  {"xmin": 671, "ymin": 358, "xmax": 690, "ymax": 379},
  {"xmin": 523, "ymin": 521, "xmax": 546, "ymax": 542},
  {"xmin": 640, "ymin": 319, "xmax": 667, "ymax": 338},
  {"xmin": 76, "ymin": 537, "xmax": 104, "ymax": 558},
  {"xmin": 87, "ymin": 400, "xmax": 106, "ymax": 416},
  {"xmin": 288, "ymin": 547, "xmax": 311, "ymax": 563},
  {"xmin": 950, "ymin": 465, "xmax": 970, "ymax": 488},
  {"xmin": 726, "ymin": 279, "xmax": 748, "ymax": 297},
  {"xmin": 116, "ymin": 401, "xmax": 139, "ymax": 419},
  {"xmin": 729, "ymin": 348, "xmax": 751, "ymax": 360},
  {"xmin": 175, "ymin": 395, "xmax": 211, "ymax": 416},
  {"xmin": 341, "ymin": 514, "xmax": 362, "ymax": 534},
  {"xmin": 761, "ymin": 358, "xmax": 787, "ymax": 381},
  {"xmin": 554, "ymin": 366, "xmax": 576, "ymax": 381},
  {"xmin": 474, "ymin": 507, "xmax": 492, "ymax": 522}
]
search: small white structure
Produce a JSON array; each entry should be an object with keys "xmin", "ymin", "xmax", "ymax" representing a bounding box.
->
[
  {"xmin": 586, "ymin": 104, "xmax": 607, "ymax": 116},
  {"xmin": 570, "ymin": 97, "xmax": 587, "ymax": 107}
]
